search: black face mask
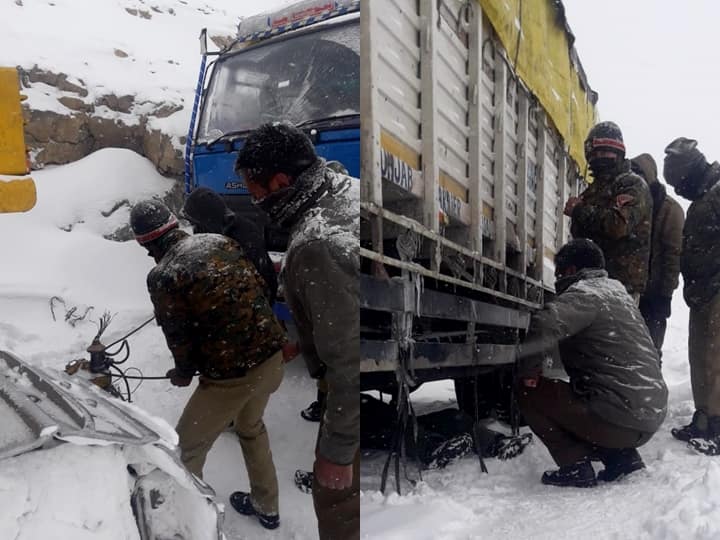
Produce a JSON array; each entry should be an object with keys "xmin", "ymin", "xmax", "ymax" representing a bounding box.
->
[
  {"xmin": 589, "ymin": 157, "xmax": 618, "ymax": 178},
  {"xmin": 673, "ymin": 174, "xmax": 706, "ymax": 201},
  {"xmin": 252, "ymin": 185, "xmax": 297, "ymax": 216}
]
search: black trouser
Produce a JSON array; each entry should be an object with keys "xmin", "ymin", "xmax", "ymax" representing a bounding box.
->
[
  {"xmin": 518, "ymin": 378, "xmax": 652, "ymax": 467},
  {"xmin": 642, "ymin": 313, "xmax": 668, "ymax": 355}
]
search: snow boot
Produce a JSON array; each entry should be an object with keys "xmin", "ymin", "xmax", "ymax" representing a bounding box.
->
[
  {"xmin": 541, "ymin": 460, "xmax": 597, "ymax": 488},
  {"xmin": 426, "ymin": 433, "xmax": 474, "ymax": 469},
  {"xmin": 689, "ymin": 416, "xmax": 720, "ymax": 456},
  {"xmin": 301, "ymin": 400, "xmax": 322, "ymax": 422},
  {"xmin": 294, "ymin": 469, "xmax": 313, "ymax": 494},
  {"xmin": 671, "ymin": 409, "xmax": 708, "ymax": 442},
  {"xmin": 229, "ymin": 492, "xmax": 279, "ymax": 530},
  {"xmin": 596, "ymin": 448, "xmax": 646, "ymax": 482}
]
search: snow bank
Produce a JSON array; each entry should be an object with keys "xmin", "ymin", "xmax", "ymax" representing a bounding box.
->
[
  {"xmin": 0, "ymin": 148, "xmax": 320, "ymax": 538},
  {"xmin": 0, "ymin": 0, "xmax": 297, "ymax": 137}
]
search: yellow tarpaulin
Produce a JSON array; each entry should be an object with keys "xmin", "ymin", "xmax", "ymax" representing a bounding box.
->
[{"xmin": 478, "ymin": 0, "xmax": 598, "ymax": 170}]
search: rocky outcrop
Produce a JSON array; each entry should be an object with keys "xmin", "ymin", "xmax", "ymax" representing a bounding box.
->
[{"xmin": 19, "ymin": 66, "xmax": 187, "ymax": 179}]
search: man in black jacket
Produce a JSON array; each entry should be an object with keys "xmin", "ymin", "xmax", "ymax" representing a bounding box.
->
[
  {"xmin": 663, "ymin": 137, "xmax": 720, "ymax": 454},
  {"xmin": 518, "ymin": 239, "xmax": 667, "ymax": 487},
  {"xmin": 182, "ymin": 186, "xmax": 278, "ymax": 305}
]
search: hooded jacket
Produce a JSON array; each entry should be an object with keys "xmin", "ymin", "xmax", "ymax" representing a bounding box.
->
[
  {"xmin": 262, "ymin": 159, "xmax": 360, "ymax": 466},
  {"xmin": 571, "ymin": 160, "xmax": 653, "ymax": 295},
  {"xmin": 521, "ymin": 269, "xmax": 667, "ymax": 434},
  {"xmin": 631, "ymin": 154, "xmax": 684, "ymax": 303},
  {"xmin": 681, "ymin": 162, "xmax": 720, "ymax": 308}
]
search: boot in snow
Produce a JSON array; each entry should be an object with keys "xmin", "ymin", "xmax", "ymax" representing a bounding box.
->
[
  {"xmin": 294, "ymin": 469, "xmax": 313, "ymax": 494},
  {"xmin": 229, "ymin": 491, "xmax": 279, "ymax": 530},
  {"xmin": 689, "ymin": 416, "xmax": 720, "ymax": 456},
  {"xmin": 671, "ymin": 409, "xmax": 708, "ymax": 441},
  {"xmin": 300, "ymin": 400, "xmax": 322, "ymax": 422},
  {"xmin": 596, "ymin": 448, "xmax": 645, "ymax": 481},
  {"xmin": 541, "ymin": 460, "xmax": 597, "ymax": 488}
]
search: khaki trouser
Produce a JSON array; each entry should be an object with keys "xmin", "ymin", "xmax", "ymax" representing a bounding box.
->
[
  {"xmin": 689, "ymin": 293, "xmax": 720, "ymax": 416},
  {"xmin": 176, "ymin": 351, "xmax": 284, "ymax": 515},
  {"xmin": 313, "ymin": 393, "xmax": 359, "ymax": 540},
  {"xmin": 518, "ymin": 378, "xmax": 651, "ymax": 466}
]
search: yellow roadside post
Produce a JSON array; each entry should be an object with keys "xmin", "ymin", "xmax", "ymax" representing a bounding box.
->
[{"xmin": 0, "ymin": 66, "xmax": 37, "ymax": 213}]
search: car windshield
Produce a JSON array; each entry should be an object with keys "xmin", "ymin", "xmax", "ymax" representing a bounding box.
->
[{"xmin": 197, "ymin": 20, "xmax": 360, "ymax": 143}]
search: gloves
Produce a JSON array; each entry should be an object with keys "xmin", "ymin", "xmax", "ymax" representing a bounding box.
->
[{"xmin": 166, "ymin": 368, "xmax": 193, "ymax": 387}]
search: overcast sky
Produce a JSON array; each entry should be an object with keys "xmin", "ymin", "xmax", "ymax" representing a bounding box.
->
[{"xmin": 563, "ymin": 0, "xmax": 720, "ymax": 179}]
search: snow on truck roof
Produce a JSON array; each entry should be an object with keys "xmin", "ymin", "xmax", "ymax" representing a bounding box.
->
[{"xmin": 236, "ymin": 0, "xmax": 360, "ymax": 44}]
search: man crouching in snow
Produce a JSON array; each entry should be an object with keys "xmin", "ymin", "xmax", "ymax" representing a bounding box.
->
[
  {"xmin": 518, "ymin": 238, "xmax": 668, "ymax": 487},
  {"xmin": 235, "ymin": 123, "xmax": 359, "ymax": 540},
  {"xmin": 130, "ymin": 200, "xmax": 287, "ymax": 530}
]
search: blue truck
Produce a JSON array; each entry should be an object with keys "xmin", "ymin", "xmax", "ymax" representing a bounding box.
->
[{"xmin": 184, "ymin": 0, "xmax": 360, "ymax": 224}]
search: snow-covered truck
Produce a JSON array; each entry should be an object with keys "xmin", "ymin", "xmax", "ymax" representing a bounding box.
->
[{"xmin": 359, "ymin": 0, "xmax": 598, "ymax": 418}]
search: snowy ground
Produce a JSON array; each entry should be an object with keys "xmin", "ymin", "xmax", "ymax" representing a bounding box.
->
[
  {"xmin": 360, "ymin": 291, "xmax": 720, "ymax": 539},
  {"xmin": 0, "ymin": 149, "xmax": 320, "ymax": 539}
]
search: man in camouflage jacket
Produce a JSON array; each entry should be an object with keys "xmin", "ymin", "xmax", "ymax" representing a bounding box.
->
[
  {"xmin": 130, "ymin": 200, "xmax": 287, "ymax": 530},
  {"xmin": 236, "ymin": 123, "xmax": 359, "ymax": 540},
  {"xmin": 565, "ymin": 122, "xmax": 653, "ymax": 300},
  {"xmin": 630, "ymin": 153, "xmax": 684, "ymax": 354},
  {"xmin": 663, "ymin": 138, "xmax": 720, "ymax": 456}
]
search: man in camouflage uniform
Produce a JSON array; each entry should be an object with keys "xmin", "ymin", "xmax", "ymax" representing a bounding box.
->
[
  {"xmin": 564, "ymin": 121, "xmax": 653, "ymax": 302},
  {"xmin": 235, "ymin": 123, "xmax": 359, "ymax": 540},
  {"xmin": 663, "ymin": 138, "xmax": 720, "ymax": 455},
  {"xmin": 630, "ymin": 153, "xmax": 684, "ymax": 354},
  {"xmin": 130, "ymin": 200, "xmax": 287, "ymax": 530}
]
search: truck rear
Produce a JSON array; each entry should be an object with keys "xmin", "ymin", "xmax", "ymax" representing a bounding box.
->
[{"xmin": 360, "ymin": 0, "xmax": 598, "ymax": 418}]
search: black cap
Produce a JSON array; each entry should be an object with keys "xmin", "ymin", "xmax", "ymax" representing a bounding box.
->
[
  {"xmin": 130, "ymin": 200, "xmax": 178, "ymax": 244},
  {"xmin": 663, "ymin": 137, "xmax": 706, "ymax": 187},
  {"xmin": 584, "ymin": 121, "xmax": 625, "ymax": 159},
  {"xmin": 182, "ymin": 186, "xmax": 228, "ymax": 233},
  {"xmin": 234, "ymin": 122, "xmax": 317, "ymax": 182}
]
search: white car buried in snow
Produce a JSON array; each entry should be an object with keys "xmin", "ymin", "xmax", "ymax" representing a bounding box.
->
[{"xmin": 0, "ymin": 350, "xmax": 225, "ymax": 540}]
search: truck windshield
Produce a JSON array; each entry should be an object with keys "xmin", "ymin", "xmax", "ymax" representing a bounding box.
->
[{"xmin": 197, "ymin": 20, "xmax": 360, "ymax": 143}]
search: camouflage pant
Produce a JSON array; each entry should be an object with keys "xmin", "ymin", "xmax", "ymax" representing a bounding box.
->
[
  {"xmin": 689, "ymin": 293, "xmax": 720, "ymax": 417},
  {"xmin": 176, "ymin": 350, "xmax": 284, "ymax": 515}
]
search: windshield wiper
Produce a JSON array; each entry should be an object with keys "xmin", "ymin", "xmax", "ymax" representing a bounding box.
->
[
  {"xmin": 206, "ymin": 129, "xmax": 252, "ymax": 148},
  {"xmin": 295, "ymin": 114, "xmax": 360, "ymax": 131}
]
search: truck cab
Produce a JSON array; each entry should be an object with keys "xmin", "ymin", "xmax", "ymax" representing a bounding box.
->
[{"xmin": 187, "ymin": 0, "xmax": 361, "ymax": 250}]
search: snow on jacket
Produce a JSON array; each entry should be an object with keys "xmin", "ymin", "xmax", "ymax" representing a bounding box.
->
[
  {"xmin": 631, "ymin": 153, "xmax": 684, "ymax": 302},
  {"xmin": 521, "ymin": 269, "xmax": 667, "ymax": 434},
  {"xmin": 275, "ymin": 159, "xmax": 359, "ymax": 465},
  {"xmin": 681, "ymin": 162, "xmax": 720, "ymax": 309},
  {"xmin": 571, "ymin": 160, "xmax": 653, "ymax": 295},
  {"xmin": 147, "ymin": 230, "xmax": 286, "ymax": 379}
]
